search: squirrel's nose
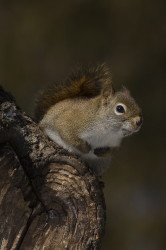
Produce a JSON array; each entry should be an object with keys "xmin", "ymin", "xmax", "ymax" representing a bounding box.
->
[{"xmin": 135, "ymin": 116, "xmax": 143, "ymax": 127}]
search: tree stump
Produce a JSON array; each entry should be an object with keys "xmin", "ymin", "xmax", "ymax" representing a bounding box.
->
[{"xmin": 0, "ymin": 87, "xmax": 106, "ymax": 250}]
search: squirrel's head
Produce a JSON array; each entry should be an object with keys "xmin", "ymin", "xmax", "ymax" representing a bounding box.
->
[{"xmin": 100, "ymin": 85, "xmax": 143, "ymax": 137}]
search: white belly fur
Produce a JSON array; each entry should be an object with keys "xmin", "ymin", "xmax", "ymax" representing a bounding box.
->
[
  {"xmin": 80, "ymin": 127, "xmax": 122, "ymax": 149},
  {"xmin": 44, "ymin": 127, "xmax": 122, "ymax": 175}
]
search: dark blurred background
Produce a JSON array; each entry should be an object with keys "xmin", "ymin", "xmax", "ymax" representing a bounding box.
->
[{"xmin": 0, "ymin": 0, "xmax": 165, "ymax": 249}]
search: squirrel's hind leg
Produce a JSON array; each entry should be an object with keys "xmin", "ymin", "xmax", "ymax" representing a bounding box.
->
[{"xmin": 59, "ymin": 130, "xmax": 91, "ymax": 154}]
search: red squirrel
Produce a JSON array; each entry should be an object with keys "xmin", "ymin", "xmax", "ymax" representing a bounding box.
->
[{"xmin": 35, "ymin": 64, "xmax": 142, "ymax": 175}]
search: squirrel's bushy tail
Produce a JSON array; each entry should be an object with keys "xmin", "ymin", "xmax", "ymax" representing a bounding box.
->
[{"xmin": 35, "ymin": 63, "xmax": 112, "ymax": 121}]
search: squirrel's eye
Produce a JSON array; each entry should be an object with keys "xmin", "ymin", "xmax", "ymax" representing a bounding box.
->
[{"xmin": 114, "ymin": 104, "xmax": 126, "ymax": 115}]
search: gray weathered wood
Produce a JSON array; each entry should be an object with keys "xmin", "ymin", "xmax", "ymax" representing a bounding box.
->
[{"xmin": 0, "ymin": 87, "xmax": 106, "ymax": 250}]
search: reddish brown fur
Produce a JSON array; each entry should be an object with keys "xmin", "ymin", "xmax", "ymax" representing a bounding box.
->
[{"xmin": 35, "ymin": 64, "xmax": 113, "ymax": 121}]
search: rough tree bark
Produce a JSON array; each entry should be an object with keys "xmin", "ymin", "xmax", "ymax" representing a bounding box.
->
[{"xmin": 0, "ymin": 87, "xmax": 106, "ymax": 250}]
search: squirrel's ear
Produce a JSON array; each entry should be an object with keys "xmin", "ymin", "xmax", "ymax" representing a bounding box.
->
[
  {"xmin": 102, "ymin": 85, "xmax": 115, "ymax": 99},
  {"xmin": 122, "ymin": 86, "xmax": 130, "ymax": 95},
  {"xmin": 101, "ymin": 85, "xmax": 115, "ymax": 105}
]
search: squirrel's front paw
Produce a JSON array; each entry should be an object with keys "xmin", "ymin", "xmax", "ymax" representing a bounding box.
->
[
  {"xmin": 78, "ymin": 141, "xmax": 91, "ymax": 154},
  {"xmin": 94, "ymin": 147, "xmax": 110, "ymax": 157},
  {"xmin": 94, "ymin": 146, "xmax": 118, "ymax": 157}
]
